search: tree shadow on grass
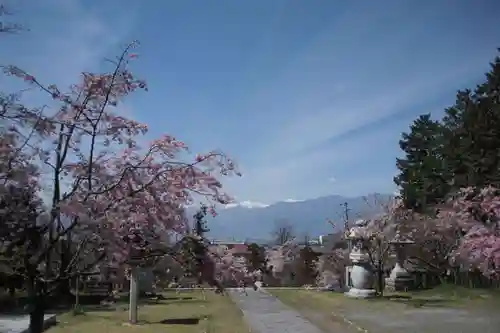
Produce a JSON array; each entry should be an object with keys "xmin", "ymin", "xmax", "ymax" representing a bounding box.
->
[
  {"xmin": 140, "ymin": 298, "xmax": 206, "ymax": 306},
  {"xmin": 161, "ymin": 296, "xmax": 194, "ymax": 301},
  {"xmin": 158, "ymin": 317, "xmax": 201, "ymax": 325},
  {"xmin": 371, "ymin": 295, "xmax": 452, "ymax": 308},
  {"xmin": 394, "ymin": 298, "xmax": 450, "ymax": 308},
  {"xmin": 76, "ymin": 297, "xmax": 206, "ymax": 312},
  {"xmin": 79, "ymin": 304, "xmax": 127, "ymax": 312},
  {"xmin": 379, "ymin": 295, "xmax": 412, "ymax": 300}
]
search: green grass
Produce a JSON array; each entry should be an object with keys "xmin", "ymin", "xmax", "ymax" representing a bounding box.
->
[
  {"xmin": 378, "ymin": 284, "xmax": 500, "ymax": 308},
  {"xmin": 269, "ymin": 286, "xmax": 500, "ymax": 332},
  {"xmin": 47, "ymin": 290, "xmax": 250, "ymax": 333},
  {"xmin": 272, "ymin": 285, "xmax": 500, "ymax": 310}
]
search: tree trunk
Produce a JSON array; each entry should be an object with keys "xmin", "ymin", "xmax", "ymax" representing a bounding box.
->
[
  {"xmin": 376, "ymin": 267, "xmax": 384, "ymax": 295},
  {"xmin": 74, "ymin": 276, "xmax": 80, "ymax": 309},
  {"xmin": 8, "ymin": 285, "xmax": 15, "ymax": 298},
  {"xmin": 28, "ymin": 278, "xmax": 46, "ymax": 333},
  {"xmin": 56, "ymin": 239, "xmax": 72, "ymax": 302},
  {"xmin": 56, "ymin": 280, "xmax": 72, "ymax": 303},
  {"xmin": 29, "ymin": 295, "xmax": 46, "ymax": 333}
]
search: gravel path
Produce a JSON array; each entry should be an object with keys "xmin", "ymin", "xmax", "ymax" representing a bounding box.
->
[{"xmin": 228, "ymin": 288, "xmax": 325, "ymax": 333}]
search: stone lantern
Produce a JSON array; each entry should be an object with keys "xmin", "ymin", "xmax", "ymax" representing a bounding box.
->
[
  {"xmin": 384, "ymin": 232, "xmax": 414, "ymax": 292},
  {"xmin": 344, "ymin": 220, "xmax": 376, "ymax": 298}
]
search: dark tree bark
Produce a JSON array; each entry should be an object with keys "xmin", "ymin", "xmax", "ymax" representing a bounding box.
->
[{"xmin": 27, "ymin": 277, "xmax": 46, "ymax": 333}]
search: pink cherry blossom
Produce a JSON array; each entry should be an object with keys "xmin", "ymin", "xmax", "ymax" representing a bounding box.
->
[
  {"xmin": 437, "ymin": 187, "xmax": 500, "ymax": 278},
  {"xmin": 0, "ymin": 41, "xmax": 242, "ymax": 292}
]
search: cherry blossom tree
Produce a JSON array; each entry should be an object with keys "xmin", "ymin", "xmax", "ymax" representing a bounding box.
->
[
  {"xmin": 437, "ymin": 186, "xmax": 500, "ymax": 278},
  {"xmin": 316, "ymin": 217, "xmax": 350, "ymax": 290},
  {"xmin": 265, "ymin": 239, "xmax": 299, "ymax": 286},
  {"xmin": 360, "ymin": 196, "xmax": 406, "ymax": 293},
  {"xmin": 1, "ymin": 42, "xmax": 240, "ymax": 332},
  {"xmin": 210, "ymin": 243, "xmax": 249, "ymax": 288},
  {"xmin": 375, "ymin": 187, "xmax": 500, "ymax": 284},
  {"xmin": 169, "ymin": 204, "xmax": 248, "ymax": 293},
  {"xmin": 316, "ymin": 248, "xmax": 348, "ymax": 290},
  {"xmin": 397, "ymin": 210, "xmax": 457, "ymax": 282}
]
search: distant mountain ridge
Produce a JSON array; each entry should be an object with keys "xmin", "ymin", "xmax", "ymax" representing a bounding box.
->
[{"xmin": 196, "ymin": 193, "xmax": 393, "ymax": 242}]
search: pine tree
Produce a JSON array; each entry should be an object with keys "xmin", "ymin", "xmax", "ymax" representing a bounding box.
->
[
  {"xmin": 442, "ymin": 53, "xmax": 500, "ymax": 190},
  {"xmin": 295, "ymin": 245, "xmax": 319, "ymax": 286},
  {"xmin": 246, "ymin": 243, "xmax": 268, "ymax": 273},
  {"xmin": 193, "ymin": 205, "xmax": 210, "ymax": 237},
  {"xmin": 394, "ymin": 114, "xmax": 450, "ymax": 211},
  {"xmin": 179, "ymin": 205, "xmax": 211, "ymax": 281},
  {"xmin": 395, "ymin": 50, "xmax": 500, "ymax": 210}
]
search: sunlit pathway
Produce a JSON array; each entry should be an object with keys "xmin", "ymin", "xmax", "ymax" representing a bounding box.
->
[{"xmin": 228, "ymin": 288, "xmax": 324, "ymax": 333}]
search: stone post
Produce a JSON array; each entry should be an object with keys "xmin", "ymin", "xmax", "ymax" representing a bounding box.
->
[{"xmin": 129, "ymin": 266, "xmax": 138, "ymax": 324}]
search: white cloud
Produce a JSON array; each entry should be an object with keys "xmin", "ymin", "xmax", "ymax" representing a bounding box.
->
[
  {"xmin": 228, "ymin": 62, "xmax": 486, "ymax": 203},
  {"xmin": 224, "ymin": 4, "xmax": 497, "ymax": 204},
  {"xmin": 254, "ymin": 64, "xmax": 476, "ymax": 168}
]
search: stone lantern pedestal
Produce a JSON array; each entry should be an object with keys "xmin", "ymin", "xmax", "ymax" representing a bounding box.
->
[
  {"xmin": 344, "ymin": 221, "xmax": 376, "ymax": 299},
  {"xmin": 385, "ymin": 235, "xmax": 414, "ymax": 292}
]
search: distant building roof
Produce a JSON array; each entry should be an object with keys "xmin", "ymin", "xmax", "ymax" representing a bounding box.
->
[
  {"xmin": 230, "ymin": 243, "xmax": 249, "ymax": 254},
  {"xmin": 209, "ymin": 241, "xmax": 249, "ymax": 255}
]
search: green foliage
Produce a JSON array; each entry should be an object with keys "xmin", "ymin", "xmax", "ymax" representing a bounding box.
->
[
  {"xmin": 177, "ymin": 235, "xmax": 207, "ymax": 279},
  {"xmin": 193, "ymin": 204, "xmax": 210, "ymax": 237},
  {"xmin": 245, "ymin": 243, "xmax": 268, "ymax": 273},
  {"xmin": 394, "ymin": 114, "xmax": 450, "ymax": 211},
  {"xmin": 395, "ymin": 50, "xmax": 500, "ymax": 210},
  {"xmin": 175, "ymin": 205, "xmax": 217, "ymax": 283},
  {"xmin": 295, "ymin": 245, "xmax": 320, "ymax": 286}
]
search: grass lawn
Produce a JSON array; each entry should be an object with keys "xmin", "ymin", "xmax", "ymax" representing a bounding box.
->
[
  {"xmin": 378, "ymin": 284, "xmax": 500, "ymax": 308},
  {"xmin": 271, "ymin": 284, "xmax": 500, "ymax": 310},
  {"xmin": 47, "ymin": 290, "xmax": 250, "ymax": 333}
]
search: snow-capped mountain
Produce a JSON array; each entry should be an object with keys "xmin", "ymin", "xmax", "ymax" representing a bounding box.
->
[
  {"xmin": 224, "ymin": 201, "xmax": 269, "ymax": 209},
  {"xmin": 204, "ymin": 193, "xmax": 392, "ymax": 241}
]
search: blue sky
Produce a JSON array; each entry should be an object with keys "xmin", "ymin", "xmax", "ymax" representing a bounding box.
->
[{"xmin": 2, "ymin": 0, "xmax": 500, "ymax": 206}]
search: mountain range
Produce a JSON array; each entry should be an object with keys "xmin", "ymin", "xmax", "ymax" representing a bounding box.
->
[{"xmin": 196, "ymin": 193, "xmax": 393, "ymax": 242}]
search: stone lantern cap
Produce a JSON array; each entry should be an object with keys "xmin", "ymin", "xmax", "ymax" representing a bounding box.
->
[
  {"xmin": 354, "ymin": 219, "xmax": 367, "ymax": 227},
  {"xmin": 346, "ymin": 219, "xmax": 370, "ymax": 240},
  {"xmin": 389, "ymin": 232, "xmax": 415, "ymax": 245}
]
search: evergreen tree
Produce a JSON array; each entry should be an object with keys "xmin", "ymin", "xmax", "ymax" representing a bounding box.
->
[
  {"xmin": 178, "ymin": 205, "xmax": 211, "ymax": 281},
  {"xmin": 394, "ymin": 114, "xmax": 450, "ymax": 211},
  {"xmin": 246, "ymin": 243, "xmax": 268, "ymax": 273},
  {"xmin": 193, "ymin": 204, "xmax": 210, "ymax": 237},
  {"xmin": 395, "ymin": 50, "xmax": 500, "ymax": 210},
  {"xmin": 295, "ymin": 245, "xmax": 319, "ymax": 286},
  {"xmin": 442, "ymin": 53, "xmax": 500, "ymax": 190}
]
